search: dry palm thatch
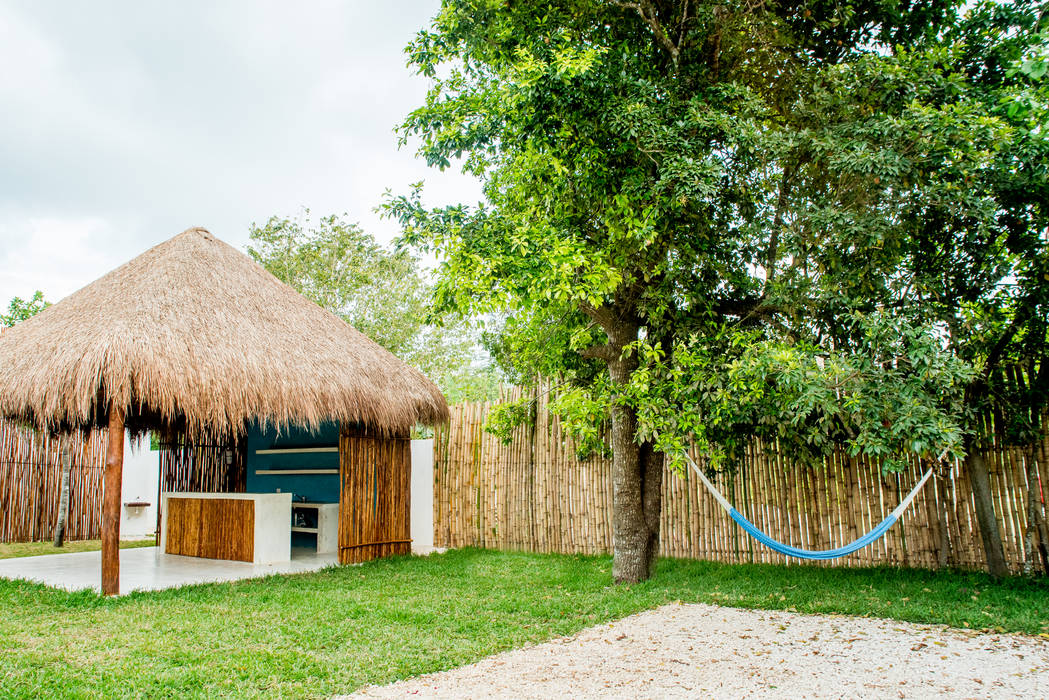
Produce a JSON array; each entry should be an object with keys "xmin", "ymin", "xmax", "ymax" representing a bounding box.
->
[{"xmin": 0, "ymin": 227, "xmax": 448, "ymax": 437}]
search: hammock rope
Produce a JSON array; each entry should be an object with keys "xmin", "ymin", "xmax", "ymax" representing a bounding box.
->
[{"xmin": 682, "ymin": 452, "xmax": 935, "ymax": 561}]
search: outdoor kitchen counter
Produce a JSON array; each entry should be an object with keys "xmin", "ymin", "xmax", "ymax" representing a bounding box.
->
[{"xmin": 159, "ymin": 492, "xmax": 291, "ymax": 564}]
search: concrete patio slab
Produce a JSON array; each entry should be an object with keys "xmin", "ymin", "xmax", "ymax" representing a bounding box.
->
[{"xmin": 0, "ymin": 546, "xmax": 339, "ymax": 595}]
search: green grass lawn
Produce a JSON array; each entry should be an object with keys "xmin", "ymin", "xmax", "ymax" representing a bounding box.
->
[
  {"xmin": 0, "ymin": 538, "xmax": 156, "ymax": 560},
  {"xmin": 1, "ymin": 548, "xmax": 1046, "ymax": 699}
]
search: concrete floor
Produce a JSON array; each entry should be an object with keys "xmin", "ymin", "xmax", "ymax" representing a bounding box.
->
[{"xmin": 0, "ymin": 546, "xmax": 339, "ymax": 595}]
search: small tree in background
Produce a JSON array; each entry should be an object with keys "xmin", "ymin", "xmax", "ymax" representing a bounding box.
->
[
  {"xmin": 247, "ymin": 212, "xmax": 499, "ymax": 402},
  {"xmin": 1, "ymin": 291, "xmax": 49, "ymax": 327}
]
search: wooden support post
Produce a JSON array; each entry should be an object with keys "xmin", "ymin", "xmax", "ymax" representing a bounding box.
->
[{"xmin": 102, "ymin": 405, "xmax": 125, "ymax": 596}]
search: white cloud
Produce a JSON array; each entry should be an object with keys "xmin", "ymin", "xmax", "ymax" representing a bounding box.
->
[
  {"xmin": 0, "ymin": 215, "xmax": 117, "ymax": 301},
  {"xmin": 0, "ymin": 0, "xmax": 483, "ymax": 305}
]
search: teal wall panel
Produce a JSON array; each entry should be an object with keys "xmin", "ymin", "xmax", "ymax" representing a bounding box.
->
[{"xmin": 245, "ymin": 421, "xmax": 340, "ymax": 504}]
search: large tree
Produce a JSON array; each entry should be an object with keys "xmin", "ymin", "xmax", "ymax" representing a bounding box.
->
[
  {"xmin": 390, "ymin": 0, "xmax": 1043, "ymax": 581},
  {"xmin": 909, "ymin": 1, "xmax": 1049, "ymax": 575}
]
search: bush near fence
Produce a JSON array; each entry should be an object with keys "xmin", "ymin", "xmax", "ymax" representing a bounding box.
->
[
  {"xmin": 0, "ymin": 419, "xmax": 108, "ymax": 543},
  {"xmin": 434, "ymin": 385, "xmax": 1048, "ymax": 573}
]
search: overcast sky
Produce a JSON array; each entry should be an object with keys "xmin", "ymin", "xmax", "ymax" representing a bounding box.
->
[{"xmin": 0, "ymin": 1, "xmax": 482, "ymax": 304}]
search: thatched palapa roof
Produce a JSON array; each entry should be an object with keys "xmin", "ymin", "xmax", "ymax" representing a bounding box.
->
[{"xmin": 0, "ymin": 228, "xmax": 448, "ymax": 436}]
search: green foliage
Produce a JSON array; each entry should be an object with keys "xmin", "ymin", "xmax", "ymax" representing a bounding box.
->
[
  {"xmin": 1, "ymin": 291, "xmax": 49, "ymax": 327},
  {"xmin": 632, "ymin": 313, "xmax": 974, "ymax": 473},
  {"xmin": 484, "ymin": 394, "xmax": 535, "ymax": 443},
  {"xmin": 247, "ymin": 212, "xmax": 500, "ymax": 401},
  {"xmin": 440, "ymin": 365, "xmax": 504, "ymax": 404},
  {"xmin": 248, "ymin": 212, "xmax": 438, "ymax": 359},
  {"xmin": 547, "ymin": 383, "xmax": 614, "ymax": 459},
  {"xmin": 0, "ymin": 549, "xmax": 1046, "ymax": 696},
  {"xmin": 389, "ymin": 0, "xmax": 1048, "ymax": 472},
  {"xmin": 483, "ymin": 380, "xmax": 610, "ymax": 458}
]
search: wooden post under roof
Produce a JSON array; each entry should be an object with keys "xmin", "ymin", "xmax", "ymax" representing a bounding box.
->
[{"xmin": 101, "ymin": 405, "xmax": 125, "ymax": 596}]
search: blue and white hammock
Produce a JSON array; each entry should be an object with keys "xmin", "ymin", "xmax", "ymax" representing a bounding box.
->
[{"xmin": 682, "ymin": 452, "xmax": 935, "ymax": 561}]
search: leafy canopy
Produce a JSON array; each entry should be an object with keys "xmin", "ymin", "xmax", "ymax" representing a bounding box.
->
[{"xmin": 389, "ymin": 0, "xmax": 1044, "ymax": 471}]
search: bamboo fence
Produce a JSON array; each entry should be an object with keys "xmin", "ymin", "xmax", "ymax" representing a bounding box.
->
[
  {"xmin": 434, "ymin": 386, "xmax": 1049, "ymax": 573},
  {"xmin": 0, "ymin": 418, "xmax": 108, "ymax": 543}
]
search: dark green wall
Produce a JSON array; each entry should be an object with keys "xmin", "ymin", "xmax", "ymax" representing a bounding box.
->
[{"xmin": 245, "ymin": 421, "xmax": 340, "ymax": 504}]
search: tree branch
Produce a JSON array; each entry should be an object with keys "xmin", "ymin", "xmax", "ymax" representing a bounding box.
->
[
  {"xmin": 766, "ymin": 162, "xmax": 796, "ymax": 286},
  {"xmin": 983, "ymin": 293, "xmax": 1039, "ymax": 381},
  {"xmin": 712, "ymin": 296, "xmax": 780, "ymax": 318},
  {"xmin": 612, "ymin": 0, "xmax": 681, "ymax": 67},
  {"xmin": 677, "ymin": 0, "xmax": 690, "ymax": 59},
  {"xmin": 580, "ymin": 343, "xmax": 619, "ymax": 363},
  {"xmin": 580, "ymin": 301, "xmax": 619, "ymax": 334}
]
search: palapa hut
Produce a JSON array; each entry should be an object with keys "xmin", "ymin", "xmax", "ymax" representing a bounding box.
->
[{"xmin": 0, "ymin": 227, "xmax": 448, "ymax": 594}]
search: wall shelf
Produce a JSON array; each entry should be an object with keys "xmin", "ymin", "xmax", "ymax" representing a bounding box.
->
[
  {"xmin": 291, "ymin": 502, "xmax": 339, "ymax": 554},
  {"xmin": 255, "ymin": 446, "xmax": 338, "ymax": 455}
]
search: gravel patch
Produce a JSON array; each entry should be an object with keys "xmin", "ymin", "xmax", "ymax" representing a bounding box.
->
[{"xmin": 344, "ymin": 603, "xmax": 1049, "ymax": 699}]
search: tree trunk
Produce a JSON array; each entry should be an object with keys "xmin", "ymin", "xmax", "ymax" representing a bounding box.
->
[
  {"xmin": 610, "ymin": 396, "xmax": 649, "ymax": 583},
  {"xmin": 639, "ymin": 441, "xmax": 664, "ymax": 577},
  {"xmin": 52, "ymin": 435, "xmax": 73, "ymax": 548},
  {"xmin": 1022, "ymin": 442, "xmax": 1048, "ymax": 575},
  {"xmin": 967, "ymin": 449, "xmax": 1010, "ymax": 578},
  {"xmin": 102, "ymin": 405, "xmax": 125, "ymax": 596},
  {"xmin": 606, "ymin": 338, "xmax": 662, "ymax": 584},
  {"xmin": 582, "ymin": 301, "xmax": 663, "ymax": 584},
  {"xmin": 1036, "ymin": 498, "xmax": 1049, "ymax": 575}
]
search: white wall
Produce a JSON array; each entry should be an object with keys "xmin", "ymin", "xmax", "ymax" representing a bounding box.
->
[
  {"xmin": 120, "ymin": 434, "xmax": 159, "ymax": 538},
  {"xmin": 410, "ymin": 438, "xmax": 434, "ymax": 553}
]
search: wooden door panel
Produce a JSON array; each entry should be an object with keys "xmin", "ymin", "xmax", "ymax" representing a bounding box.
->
[{"xmin": 338, "ymin": 432, "xmax": 411, "ymax": 564}]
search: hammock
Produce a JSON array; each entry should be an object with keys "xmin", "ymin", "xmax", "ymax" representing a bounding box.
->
[{"xmin": 682, "ymin": 452, "xmax": 934, "ymax": 561}]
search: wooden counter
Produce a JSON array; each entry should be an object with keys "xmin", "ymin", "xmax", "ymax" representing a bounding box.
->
[{"xmin": 160, "ymin": 492, "xmax": 291, "ymax": 564}]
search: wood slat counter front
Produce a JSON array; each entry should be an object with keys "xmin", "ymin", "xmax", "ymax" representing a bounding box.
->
[{"xmin": 160, "ymin": 492, "xmax": 292, "ymax": 564}]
